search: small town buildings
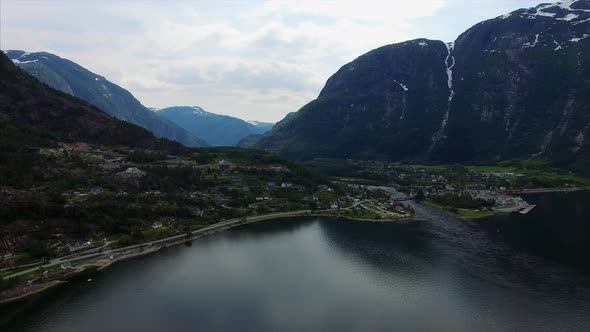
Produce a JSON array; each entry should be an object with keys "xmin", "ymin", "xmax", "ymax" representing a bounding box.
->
[
  {"xmin": 90, "ymin": 187, "xmax": 104, "ymax": 195},
  {"xmin": 120, "ymin": 167, "xmax": 146, "ymax": 178},
  {"xmin": 67, "ymin": 241, "xmax": 92, "ymax": 253},
  {"xmin": 465, "ymin": 184, "xmax": 487, "ymax": 191},
  {"xmin": 217, "ymin": 160, "xmax": 234, "ymax": 174}
]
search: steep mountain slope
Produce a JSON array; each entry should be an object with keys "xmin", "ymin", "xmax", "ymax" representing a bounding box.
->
[
  {"xmin": 250, "ymin": 0, "xmax": 590, "ymax": 172},
  {"xmin": 158, "ymin": 106, "xmax": 274, "ymax": 146},
  {"xmin": 0, "ymin": 52, "xmax": 186, "ymax": 153},
  {"xmin": 444, "ymin": 0, "xmax": 590, "ymax": 165},
  {"xmin": 5, "ymin": 50, "xmax": 208, "ymax": 147},
  {"xmin": 252, "ymin": 39, "xmax": 450, "ymax": 160}
]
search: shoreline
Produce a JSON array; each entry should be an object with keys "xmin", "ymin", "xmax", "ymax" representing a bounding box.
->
[
  {"xmin": 0, "ymin": 280, "xmax": 66, "ymax": 305},
  {"xmin": 512, "ymin": 186, "xmax": 590, "ymax": 194},
  {"xmin": 5, "ymin": 187, "xmax": 585, "ymax": 302},
  {"xmin": 0, "ymin": 211, "xmax": 412, "ymax": 303},
  {"xmin": 421, "ymin": 188, "xmax": 589, "ymax": 220},
  {"xmin": 334, "ymin": 214, "xmax": 413, "ymax": 223}
]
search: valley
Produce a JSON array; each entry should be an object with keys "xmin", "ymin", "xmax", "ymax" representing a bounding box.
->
[{"xmin": 1, "ymin": 0, "xmax": 589, "ymax": 330}]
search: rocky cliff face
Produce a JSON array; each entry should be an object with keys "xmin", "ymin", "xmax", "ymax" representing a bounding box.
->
[
  {"xmin": 251, "ymin": 0, "xmax": 590, "ymax": 172},
  {"xmin": 444, "ymin": 0, "xmax": 590, "ymax": 165},
  {"xmin": 5, "ymin": 50, "xmax": 208, "ymax": 147}
]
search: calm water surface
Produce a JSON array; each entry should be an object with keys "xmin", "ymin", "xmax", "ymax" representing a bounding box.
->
[{"xmin": 1, "ymin": 191, "xmax": 589, "ymax": 332}]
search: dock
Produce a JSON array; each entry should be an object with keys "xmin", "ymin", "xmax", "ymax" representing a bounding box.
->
[{"xmin": 518, "ymin": 204, "xmax": 536, "ymax": 214}]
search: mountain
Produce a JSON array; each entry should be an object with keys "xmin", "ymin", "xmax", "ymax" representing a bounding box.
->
[
  {"xmin": 4, "ymin": 50, "xmax": 208, "ymax": 147},
  {"xmin": 157, "ymin": 106, "xmax": 274, "ymax": 146},
  {"xmin": 248, "ymin": 0, "xmax": 590, "ymax": 173},
  {"xmin": 248, "ymin": 121, "xmax": 275, "ymax": 132},
  {"xmin": 0, "ymin": 51, "xmax": 186, "ymax": 153},
  {"xmin": 237, "ymin": 112, "xmax": 294, "ymax": 147}
]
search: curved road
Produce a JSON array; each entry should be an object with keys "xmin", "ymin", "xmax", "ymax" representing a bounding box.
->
[{"xmin": 4, "ymin": 210, "xmax": 311, "ymax": 279}]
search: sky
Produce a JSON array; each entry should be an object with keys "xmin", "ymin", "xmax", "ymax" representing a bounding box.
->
[{"xmin": 1, "ymin": 0, "xmax": 542, "ymax": 122}]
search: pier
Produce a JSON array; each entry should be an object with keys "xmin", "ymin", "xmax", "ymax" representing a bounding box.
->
[{"xmin": 518, "ymin": 204, "xmax": 536, "ymax": 214}]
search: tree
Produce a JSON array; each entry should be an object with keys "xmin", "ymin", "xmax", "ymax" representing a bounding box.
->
[
  {"xmin": 415, "ymin": 189, "xmax": 425, "ymax": 201},
  {"xmin": 28, "ymin": 241, "xmax": 52, "ymax": 259}
]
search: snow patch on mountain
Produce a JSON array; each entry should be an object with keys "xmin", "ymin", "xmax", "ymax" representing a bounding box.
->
[
  {"xmin": 190, "ymin": 106, "xmax": 211, "ymax": 116},
  {"xmin": 557, "ymin": 13, "xmax": 580, "ymax": 20},
  {"xmin": 573, "ymin": 17, "xmax": 590, "ymax": 25},
  {"xmin": 12, "ymin": 59, "xmax": 39, "ymax": 64},
  {"xmin": 500, "ymin": 0, "xmax": 590, "ymax": 23},
  {"xmin": 523, "ymin": 34, "xmax": 541, "ymax": 48},
  {"xmin": 10, "ymin": 51, "xmax": 39, "ymax": 64},
  {"xmin": 393, "ymin": 80, "xmax": 408, "ymax": 91},
  {"xmin": 570, "ymin": 33, "xmax": 590, "ymax": 42}
]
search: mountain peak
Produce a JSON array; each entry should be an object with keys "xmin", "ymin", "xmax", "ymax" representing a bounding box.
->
[
  {"xmin": 191, "ymin": 106, "xmax": 209, "ymax": 115},
  {"xmin": 497, "ymin": 0, "xmax": 590, "ymax": 24}
]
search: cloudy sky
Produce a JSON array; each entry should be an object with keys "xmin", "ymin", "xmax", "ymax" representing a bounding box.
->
[{"xmin": 2, "ymin": 0, "xmax": 541, "ymax": 122}]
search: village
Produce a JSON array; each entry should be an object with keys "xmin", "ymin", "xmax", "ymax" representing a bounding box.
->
[
  {"xmin": 304, "ymin": 159, "xmax": 588, "ymax": 219},
  {"xmin": 0, "ymin": 143, "xmax": 416, "ymax": 273}
]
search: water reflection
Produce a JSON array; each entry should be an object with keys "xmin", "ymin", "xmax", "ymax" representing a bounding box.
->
[{"xmin": 1, "ymin": 193, "xmax": 589, "ymax": 332}]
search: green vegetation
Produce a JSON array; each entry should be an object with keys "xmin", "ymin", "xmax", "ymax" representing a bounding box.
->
[
  {"xmin": 424, "ymin": 201, "xmax": 491, "ymax": 219},
  {"xmin": 455, "ymin": 209, "xmax": 493, "ymax": 219},
  {"xmin": 0, "ymin": 132, "xmax": 335, "ymax": 267},
  {"xmin": 125, "ymin": 150, "xmax": 168, "ymax": 163},
  {"xmin": 429, "ymin": 194, "xmax": 494, "ymax": 210},
  {"xmin": 341, "ymin": 208, "xmax": 381, "ymax": 220}
]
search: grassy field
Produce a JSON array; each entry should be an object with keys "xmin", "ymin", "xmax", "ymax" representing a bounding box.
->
[
  {"xmin": 0, "ymin": 263, "xmax": 44, "ymax": 278},
  {"xmin": 456, "ymin": 209, "xmax": 493, "ymax": 219},
  {"xmin": 399, "ymin": 164, "xmax": 450, "ymax": 171},
  {"xmin": 519, "ymin": 172, "xmax": 590, "ymax": 186},
  {"xmin": 465, "ymin": 165, "xmax": 517, "ymax": 173},
  {"xmin": 403, "ymin": 163, "xmax": 590, "ymax": 186},
  {"xmin": 424, "ymin": 200, "xmax": 492, "ymax": 219}
]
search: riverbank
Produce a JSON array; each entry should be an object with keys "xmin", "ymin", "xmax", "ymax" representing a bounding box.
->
[
  {"xmin": 512, "ymin": 186, "xmax": 590, "ymax": 194},
  {"xmin": 0, "ymin": 280, "xmax": 65, "ymax": 305},
  {"xmin": 332, "ymin": 213, "xmax": 413, "ymax": 223},
  {"xmin": 1, "ymin": 209, "xmax": 413, "ymax": 303}
]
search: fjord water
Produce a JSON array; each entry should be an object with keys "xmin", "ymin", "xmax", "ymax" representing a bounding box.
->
[{"xmin": 1, "ymin": 192, "xmax": 589, "ymax": 332}]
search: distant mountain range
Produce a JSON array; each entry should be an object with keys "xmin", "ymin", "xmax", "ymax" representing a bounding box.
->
[
  {"xmin": 5, "ymin": 50, "xmax": 208, "ymax": 147},
  {"xmin": 157, "ymin": 106, "xmax": 274, "ymax": 146},
  {"xmin": 245, "ymin": 0, "xmax": 590, "ymax": 173}
]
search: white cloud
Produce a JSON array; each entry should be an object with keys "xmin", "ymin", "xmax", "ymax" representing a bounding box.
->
[{"xmin": 1, "ymin": 0, "xmax": 541, "ymax": 122}]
